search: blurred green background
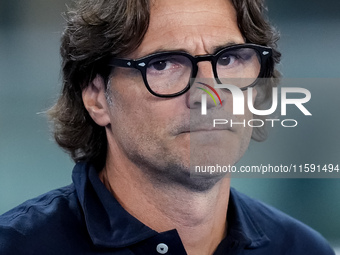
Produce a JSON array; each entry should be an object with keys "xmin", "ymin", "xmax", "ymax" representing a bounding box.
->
[{"xmin": 0, "ymin": 0, "xmax": 339, "ymax": 250}]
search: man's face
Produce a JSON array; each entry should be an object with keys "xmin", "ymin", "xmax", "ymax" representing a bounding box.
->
[{"xmin": 105, "ymin": 0, "xmax": 255, "ymax": 191}]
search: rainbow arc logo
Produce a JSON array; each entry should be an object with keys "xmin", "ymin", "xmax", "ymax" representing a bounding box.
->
[
  {"xmin": 197, "ymin": 82, "xmax": 223, "ymax": 115},
  {"xmin": 196, "ymin": 82, "xmax": 222, "ymax": 106}
]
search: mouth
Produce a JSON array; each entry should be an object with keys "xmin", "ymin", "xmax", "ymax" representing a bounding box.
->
[
  {"xmin": 172, "ymin": 115, "xmax": 236, "ymax": 136},
  {"xmin": 179, "ymin": 127, "xmax": 234, "ymax": 134}
]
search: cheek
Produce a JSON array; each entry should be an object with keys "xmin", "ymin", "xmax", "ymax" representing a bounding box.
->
[
  {"xmin": 110, "ymin": 94, "xmax": 151, "ymax": 133},
  {"xmin": 243, "ymin": 87, "xmax": 257, "ymax": 119},
  {"xmin": 107, "ymin": 93, "xmax": 163, "ymax": 162},
  {"xmin": 106, "ymin": 76, "xmax": 151, "ymax": 140},
  {"xmin": 252, "ymin": 87, "xmax": 258, "ymax": 102},
  {"xmin": 236, "ymin": 90, "xmax": 256, "ymax": 155},
  {"xmin": 108, "ymin": 78, "xmax": 178, "ymax": 146}
]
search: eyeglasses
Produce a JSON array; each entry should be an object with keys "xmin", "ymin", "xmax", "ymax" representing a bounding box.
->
[{"xmin": 108, "ymin": 43, "xmax": 273, "ymax": 97}]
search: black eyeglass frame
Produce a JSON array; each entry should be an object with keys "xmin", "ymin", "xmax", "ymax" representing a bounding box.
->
[{"xmin": 108, "ymin": 43, "xmax": 273, "ymax": 98}]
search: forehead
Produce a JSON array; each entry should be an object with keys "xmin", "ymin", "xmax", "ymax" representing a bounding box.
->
[{"xmin": 129, "ymin": 0, "xmax": 244, "ymax": 58}]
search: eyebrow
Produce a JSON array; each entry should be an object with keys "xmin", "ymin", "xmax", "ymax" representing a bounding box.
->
[
  {"xmin": 211, "ymin": 41, "xmax": 241, "ymax": 53},
  {"xmin": 137, "ymin": 41, "xmax": 241, "ymax": 59}
]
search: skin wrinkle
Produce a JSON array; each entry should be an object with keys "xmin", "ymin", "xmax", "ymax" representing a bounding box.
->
[
  {"xmin": 133, "ymin": 33, "xmax": 243, "ymax": 58},
  {"xmin": 130, "ymin": 4, "xmax": 242, "ymax": 58}
]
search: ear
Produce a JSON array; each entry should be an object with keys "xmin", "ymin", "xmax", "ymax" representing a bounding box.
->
[{"xmin": 82, "ymin": 75, "xmax": 111, "ymax": 127}]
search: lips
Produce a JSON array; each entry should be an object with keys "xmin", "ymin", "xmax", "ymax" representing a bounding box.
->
[
  {"xmin": 190, "ymin": 128, "xmax": 231, "ymax": 133},
  {"xmin": 178, "ymin": 122, "xmax": 234, "ymax": 134},
  {"xmin": 171, "ymin": 111, "xmax": 236, "ymax": 136}
]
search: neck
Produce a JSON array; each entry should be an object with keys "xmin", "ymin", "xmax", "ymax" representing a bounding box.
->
[{"xmin": 100, "ymin": 151, "xmax": 230, "ymax": 255}]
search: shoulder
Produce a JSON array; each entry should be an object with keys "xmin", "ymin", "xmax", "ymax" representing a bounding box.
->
[
  {"xmin": 0, "ymin": 184, "xmax": 78, "ymax": 229},
  {"xmin": 230, "ymin": 188, "xmax": 335, "ymax": 255},
  {"xmin": 0, "ymin": 185, "xmax": 87, "ymax": 255}
]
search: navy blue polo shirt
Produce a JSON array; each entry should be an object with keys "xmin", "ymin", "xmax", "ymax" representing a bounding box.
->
[{"xmin": 0, "ymin": 162, "xmax": 335, "ymax": 254}]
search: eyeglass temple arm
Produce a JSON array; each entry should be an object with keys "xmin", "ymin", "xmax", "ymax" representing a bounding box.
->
[{"xmin": 109, "ymin": 58, "xmax": 136, "ymax": 68}]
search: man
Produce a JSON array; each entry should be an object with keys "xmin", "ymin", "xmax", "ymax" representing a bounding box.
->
[{"xmin": 0, "ymin": 0, "xmax": 335, "ymax": 254}]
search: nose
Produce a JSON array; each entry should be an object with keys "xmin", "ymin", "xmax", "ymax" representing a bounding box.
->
[
  {"xmin": 196, "ymin": 61, "xmax": 215, "ymax": 79},
  {"xmin": 186, "ymin": 61, "xmax": 224, "ymax": 110}
]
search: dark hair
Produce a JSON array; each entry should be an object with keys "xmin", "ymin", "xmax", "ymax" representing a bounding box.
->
[
  {"xmin": 231, "ymin": 0, "xmax": 281, "ymax": 140},
  {"xmin": 49, "ymin": 0, "xmax": 281, "ymax": 169}
]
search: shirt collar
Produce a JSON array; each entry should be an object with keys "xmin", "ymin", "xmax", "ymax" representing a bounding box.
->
[
  {"xmin": 72, "ymin": 162, "xmax": 269, "ymax": 249},
  {"xmin": 72, "ymin": 162, "xmax": 157, "ymax": 248},
  {"xmin": 227, "ymin": 188, "xmax": 270, "ymax": 248}
]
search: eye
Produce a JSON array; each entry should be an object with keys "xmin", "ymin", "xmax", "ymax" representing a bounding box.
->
[
  {"xmin": 217, "ymin": 55, "xmax": 236, "ymax": 66},
  {"xmin": 148, "ymin": 56, "xmax": 176, "ymax": 72},
  {"xmin": 147, "ymin": 55, "xmax": 191, "ymax": 74},
  {"xmin": 149, "ymin": 60, "xmax": 169, "ymax": 71},
  {"xmin": 217, "ymin": 48, "xmax": 257, "ymax": 69}
]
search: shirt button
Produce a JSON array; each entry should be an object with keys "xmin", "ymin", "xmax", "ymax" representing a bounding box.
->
[{"xmin": 156, "ymin": 243, "xmax": 169, "ymax": 254}]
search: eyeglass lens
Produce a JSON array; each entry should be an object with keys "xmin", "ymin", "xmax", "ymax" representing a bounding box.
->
[{"xmin": 145, "ymin": 47, "xmax": 261, "ymax": 95}]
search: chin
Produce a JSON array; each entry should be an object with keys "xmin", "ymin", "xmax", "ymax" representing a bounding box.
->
[
  {"xmin": 171, "ymin": 162, "xmax": 229, "ymax": 192},
  {"xmin": 177, "ymin": 171, "xmax": 227, "ymax": 193},
  {"xmin": 143, "ymin": 158, "xmax": 227, "ymax": 193}
]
